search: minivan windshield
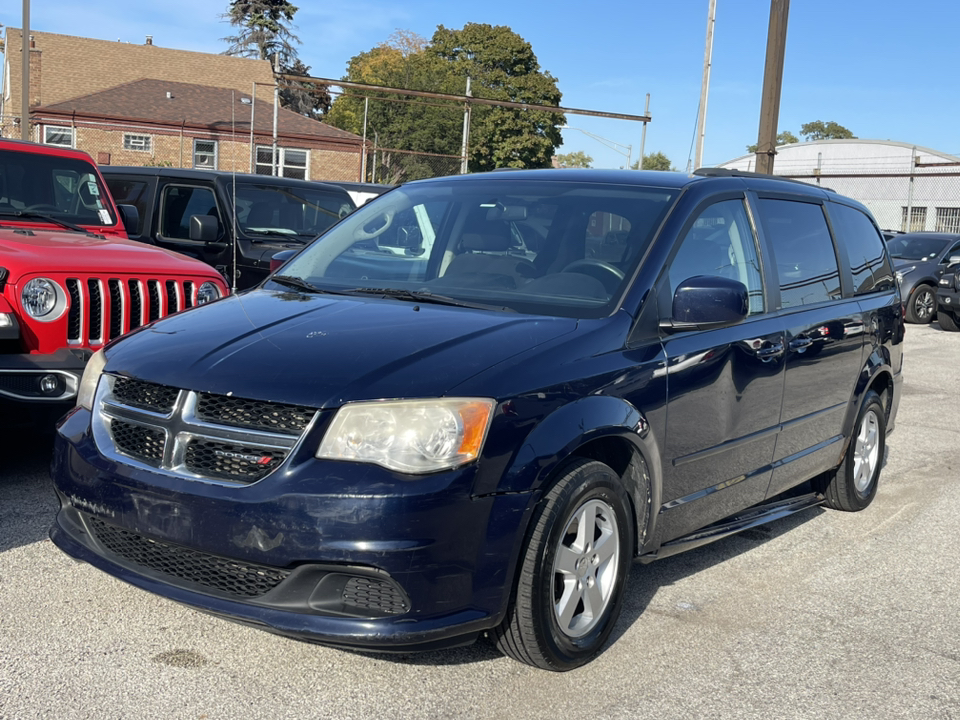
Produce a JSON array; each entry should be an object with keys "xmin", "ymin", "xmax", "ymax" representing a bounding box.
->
[
  {"xmin": 274, "ymin": 178, "xmax": 678, "ymax": 318},
  {"xmin": 233, "ymin": 182, "xmax": 355, "ymax": 240},
  {"xmin": 0, "ymin": 149, "xmax": 116, "ymax": 227}
]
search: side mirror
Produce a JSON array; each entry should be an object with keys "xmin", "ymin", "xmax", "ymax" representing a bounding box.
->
[
  {"xmin": 189, "ymin": 214, "xmax": 219, "ymax": 243},
  {"xmin": 269, "ymin": 248, "xmax": 298, "ymax": 274},
  {"xmin": 947, "ymin": 254, "xmax": 960, "ymax": 268},
  {"xmin": 662, "ymin": 275, "xmax": 749, "ymax": 332},
  {"xmin": 115, "ymin": 204, "xmax": 140, "ymax": 237}
]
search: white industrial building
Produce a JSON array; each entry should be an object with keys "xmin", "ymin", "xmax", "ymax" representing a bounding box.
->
[{"xmin": 719, "ymin": 139, "xmax": 960, "ymax": 234}]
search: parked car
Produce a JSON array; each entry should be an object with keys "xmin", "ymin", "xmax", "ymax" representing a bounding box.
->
[
  {"xmin": 885, "ymin": 232, "xmax": 960, "ymax": 323},
  {"xmin": 50, "ymin": 167, "xmax": 903, "ymax": 670},
  {"xmin": 935, "ymin": 252, "xmax": 960, "ymax": 331},
  {"xmin": 101, "ymin": 167, "xmax": 355, "ymax": 290},
  {"xmin": 0, "ymin": 139, "xmax": 229, "ymax": 428}
]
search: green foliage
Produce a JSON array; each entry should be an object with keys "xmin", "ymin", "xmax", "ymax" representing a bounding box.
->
[
  {"xmin": 746, "ymin": 130, "xmax": 798, "ymax": 154},
  {"xmin": 222, "ymin": 1, "xmax": 330, "ymax": 117},
  {"xmin": 325, "ymin": 23, "xmax": 564, "ymax": 179},
  {"xmin": 630, "ymin": 151, "xmax": 675, "ymax": 171},
  {"xmin": 800, "ymin": 120, "xmax": 855, "ymax": 141},
  {"xmin": 555, "ymin": 151, "xmax": 593, "ymax": 168}
]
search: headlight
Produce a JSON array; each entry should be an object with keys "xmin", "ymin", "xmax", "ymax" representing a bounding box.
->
[
  {"xmin": 196, "ymin": 282, "xmax": 222, "ymax": 305},
  {"xmin": 21, "ymin": 277, "xmax": 67, "ymax": 320},
  {"xmin": 77, "ymin": 348, "xmax": 107, "ymax": 410},
  {"xmin": 317, "ymin": 398, "xmax": 496, "ymax": 474},
  {"xmin": 894, "ymin": 266, "xmax": 915, "ymax": 285}
]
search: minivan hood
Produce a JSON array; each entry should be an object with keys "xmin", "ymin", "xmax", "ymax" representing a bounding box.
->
[
  {"xmin": 0, "ymin": 228, "xmax": 216, "ymax": 279},
  {"xmin": 106, "ymin": 289, "xmax": 578, "ymax": 407}
]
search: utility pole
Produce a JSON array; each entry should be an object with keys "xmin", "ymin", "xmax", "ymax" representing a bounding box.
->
[
  {"xmin": 460, "ymin": 76, "xmax": 472, "ymax": 175},
  {"xmin": 272, "ymin": 52, "xmax": 280, "ymax": 176},
  {"xmin": 638, "ymin": 94, "xmax": 650, "ymax": 169},
  {"xmin": 755, "ymin": 0, "xmax": 790, "ymax": 175},
  {"xmin": 694, "ymin": 0, "xmax": 716, "ymax": 170},
  {"xmin": 21, "ymin": 0, "xmax": 31, "ymax": 141}
]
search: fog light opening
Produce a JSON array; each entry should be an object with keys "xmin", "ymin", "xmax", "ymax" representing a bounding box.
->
[{"xmin": 40, "ymin": 374, "xmax": 63, "ymax": 396}]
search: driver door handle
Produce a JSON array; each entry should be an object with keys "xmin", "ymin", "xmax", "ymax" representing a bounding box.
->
[
  {"xmin": 789, "ymin": 337, "xmax": 814, "ymax": 351},
  {"xmin": 755, "ymin": 341, "xmax": 785, "ymax": 361}
]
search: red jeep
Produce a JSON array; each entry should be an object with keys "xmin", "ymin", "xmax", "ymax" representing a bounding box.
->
[{"xmin": 0, "ymin": 138, "xmax": 228, "ymax": 427}]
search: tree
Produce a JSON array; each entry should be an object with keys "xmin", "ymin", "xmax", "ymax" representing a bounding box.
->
[
  {"xmin": 221, "ymin": 1, "xmax": 330, "ymax": 117},
  {"xmin": 746, "ymin": 130, "xmax": 798, "ymax": 154},
  {"xmin": 325, "ymin": 23, "xmax": 564, "ymax": 179},
  {"xmin": 630, "ymin": 151, "xmax": 675, "ymax": 171},
  {"xmin": 555, "ymin": 151, "xmax": 593, "ymax": 168},
  {"xmin": 800, "ymin": 121, "xmax": 855, "ymax": 141}
]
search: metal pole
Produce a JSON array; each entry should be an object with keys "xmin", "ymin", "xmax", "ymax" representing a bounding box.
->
[
  {"xmin": 755, "ymin": 0, "xmax": 790, "ymax": 175},
  {"xmin": 816, "ymin": 151, "xmax": 822, "ymax": 185},
  {"xmin": 249, "ymin": 82, "xmax": 256, "ymax": 173},
  {"xmin": 639, "ymin": 94, "xmax": 650, "ymax": 169},
  {"xmin": 272, "ymin": 53, "xmax": 279, "ymax": 176},
  {"xmin": 372, "ymin": 132, "xmax": 378, "ymax": 184},
  {"xmin": 460, "ymin": 76, "xmax": 472, "ymax": 174},
  {"xmin": 361, "ymin": 97, "xmax": 369, "ymax": 182},
  {"xmin": 694, "ymin": 0, "xmax": 716, "ymax": 170},
  {"xmin": 21, "ymin": 0, "xmax": 31, "ymax": 141},
  {"xmin": 905, "ymin": 146, "xmax": 917, "ymax": 231}
]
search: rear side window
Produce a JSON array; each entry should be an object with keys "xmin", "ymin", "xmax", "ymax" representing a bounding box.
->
[
  {"xmin": 105, "ymin": 178, "xmax": 150, "ymax": 236},
  {"xmin": 828, "ymin": 203, "xmax": 895, "ymax": 295},
  {"xmin": 758, "ymin": 198, "xmax": 841, "ymax": 309}
]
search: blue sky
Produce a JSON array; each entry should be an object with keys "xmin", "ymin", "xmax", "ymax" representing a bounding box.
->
[{"xmin": 2, "ymin": 0, "xmax": 959, "ymax": 170}]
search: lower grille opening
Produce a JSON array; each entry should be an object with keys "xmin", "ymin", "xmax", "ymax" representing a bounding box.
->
[
  {"xmin": 87, "ymin": 516, "xmax": 290, "ymax": 598},
  {"xmin": 342, "ymin": 577, "xmax": 410, "ymax": 616}
]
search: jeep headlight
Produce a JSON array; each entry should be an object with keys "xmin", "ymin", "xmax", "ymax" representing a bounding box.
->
[
  {"xmin": 77, "ymin": 348, "xmax": 107, "ymax": 410},
  {"xmin": 196, "ymin": 282, "xmax": 221, "ymax": 305},
  {"xmin": 22, "ymin": 277, "xmax": 67, "ymax": 320},
  {"xmin": 317, "ymin": 398, "xmax": 495, "ymax": 474}
]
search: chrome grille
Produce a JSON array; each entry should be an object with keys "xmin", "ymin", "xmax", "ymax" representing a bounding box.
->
[
  {"xmin": 64, "ymin": 277, "xmax": 199, "ymax": 348},
  {"xmin": 93, "ymin": 375, "xmax": 316, "ymax": 485}
]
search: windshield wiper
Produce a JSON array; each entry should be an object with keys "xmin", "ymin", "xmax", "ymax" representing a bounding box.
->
[
  {"xmin": 0, "ymin": 210, "xmax": 98, "ymax": 235},
  {"xmin": 349, "ymin": 287, "xmax": 515, "ymax": 312},
  {"xmin": 269, "ymin": 275, "xmax": 364, "ymax": 296}
]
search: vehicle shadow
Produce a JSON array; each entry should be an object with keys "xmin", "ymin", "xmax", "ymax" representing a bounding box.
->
[
  {"xmin": 348, "ymin": 502, "xmax": 825, "ymax": 669},
  {"xmin": 0, "ymin": 430, "xmax": 60, "ymax": 553}
]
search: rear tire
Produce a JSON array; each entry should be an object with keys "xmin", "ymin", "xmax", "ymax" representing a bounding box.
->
[
  {"xmin": 815, "ymin": 390, "xmax": 885, "ymax": 512},
  {"xmin": 938, "ymin": 309, "xmax": 960, "ymax": 332},
  {"xmin": 905, "ymin": 285, "xmax": 936, "ymax": 323},
  {"xmin": 493, "ymin": 458, "xmax": 634, "ymax": 671}
]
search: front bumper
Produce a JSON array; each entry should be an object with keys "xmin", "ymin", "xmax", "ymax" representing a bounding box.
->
[
  {"xmin": 0, "ymin": 347, "xmax": 89, "ymax": 402},
  {"xmin": 50, "ymin": 408, "xmax": 534, "ymax": 651}
]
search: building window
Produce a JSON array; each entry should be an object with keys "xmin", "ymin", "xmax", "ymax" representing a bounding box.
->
[
  {"xmin": 935, "ymin": 207, "xmax": 960, "ymax": 234},
  {"xmin": 123, "ymin": 134, "xmax": 152, "ymax": 152},
  {"xmin": 43, "ymin": 125, "xmax": 74, "ymax": 148},
  {"xmin": 901, "ymin": 206, "xmax": 927, "ymax": 232},
  {"xmin": 193, "ymin": 139, "xmax": 218, "ymax": 170},
  {"xmin": 255, "ymin": 146, "xmax": 309, "ymax": 180}
]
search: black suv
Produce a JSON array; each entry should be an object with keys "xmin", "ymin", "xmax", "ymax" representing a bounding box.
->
[
  {"xmin": 51, "ymin": 168, "xmax": 904, "ymax": 671},
  {"xmin": 102, "ymin": 167, "xmax": 355, "ymax": 289}
]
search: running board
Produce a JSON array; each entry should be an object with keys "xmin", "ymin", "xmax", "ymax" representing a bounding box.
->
[{"xmin": 638, "ymin": 492, "xmax": 824, "ymax": 564}]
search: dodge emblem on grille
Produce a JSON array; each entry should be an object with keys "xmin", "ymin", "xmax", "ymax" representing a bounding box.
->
[{"xmin": 214, "ymin": 449, "xmax": 273, "ymax": 464}]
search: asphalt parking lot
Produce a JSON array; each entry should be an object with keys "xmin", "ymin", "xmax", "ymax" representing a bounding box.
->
[{"xmin": 1, "ymin": 322, "xmax": 958, "ymax": 720}]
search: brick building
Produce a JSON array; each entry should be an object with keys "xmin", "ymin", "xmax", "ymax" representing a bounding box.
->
[{"xmin": 0, "ymin": 28, "xmax": 363, "ymax": 182}]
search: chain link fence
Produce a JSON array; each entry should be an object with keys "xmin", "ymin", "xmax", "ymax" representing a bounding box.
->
[{"xmin": 739, "ymin": 153, "xmax": 960, "ymax": 234}]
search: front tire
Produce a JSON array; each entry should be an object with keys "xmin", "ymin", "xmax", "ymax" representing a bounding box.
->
[
  {"xmin": 938, "ymin": 309, "xmax": 960, "ymax": 332},
  {"xmin": 905, "ymin": 285, "xmax": 936, "ymax": 323},
  {"xmin": 815, "ymin": 390, "xmax": 885, "ymax": 511},
  {"xmin": 494, "ymin": 459, "xmax": 634, "ymax": 671}
]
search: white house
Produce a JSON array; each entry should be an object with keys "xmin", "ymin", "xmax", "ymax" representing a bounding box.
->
[{"xmin": 719, "ymin": 139, "xmax": 960, "ymax": 233}]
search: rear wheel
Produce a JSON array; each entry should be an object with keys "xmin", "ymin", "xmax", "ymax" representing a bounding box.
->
[
  {"xmin": 493, "ymin": 458, "xmax": 634, "ymax": 671},
  {"xmin": 905, "ymin": 285, "xmax": 936, "ymax": 323},
  {"xmin": 815, "ymin": 390, "xmax": 885, "ymax": 511},
  {"xmin": 938, "ymin": 309, "xmax": 960, "ymax": 332}
]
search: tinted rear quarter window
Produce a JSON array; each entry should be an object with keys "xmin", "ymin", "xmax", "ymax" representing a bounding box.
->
[
  {"xmin": 828, "ymin": 202, "xmax": 895, "ymax": 295},
  {"xmin": 758, "ymin": 198, "xmax": 841, "ymax": 309}
]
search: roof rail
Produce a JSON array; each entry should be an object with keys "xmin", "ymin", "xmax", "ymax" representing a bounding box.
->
[{"xmin": 693, "ymin": 167, "xmax": 836, "ymax": 192}]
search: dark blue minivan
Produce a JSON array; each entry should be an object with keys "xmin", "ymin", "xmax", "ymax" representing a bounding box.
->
[{"xmin": 50, "ymin": 168, "xmax": 904, "ymax": 670}]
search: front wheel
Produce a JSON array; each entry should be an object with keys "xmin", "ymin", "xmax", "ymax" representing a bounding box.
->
[
  {"xmin": 938, "ymin": 309, "xmax": 960, "ymax": 332},
  {"xmin": 905, "ymin": 285, "xmax": 936, "ymax": 323},
  {"xmin": 493, "ymin": 459, "xmax": 634, "ymax": 671},
  {"xmin": 815, "ymin": 390, "xmax": 885, "ymax": 511}
]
